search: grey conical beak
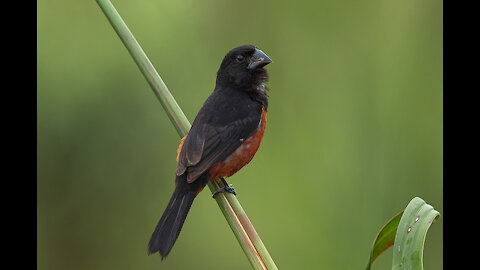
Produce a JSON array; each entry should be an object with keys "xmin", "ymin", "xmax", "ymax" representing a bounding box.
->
[{"xmin": 248, "ymin": 48, "xmax": 272, "ymax": 70}]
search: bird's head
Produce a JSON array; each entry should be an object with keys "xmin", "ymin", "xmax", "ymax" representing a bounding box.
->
[{"xmin": 216, "ymin": 45, "xmax": 272, "ymax": 90}]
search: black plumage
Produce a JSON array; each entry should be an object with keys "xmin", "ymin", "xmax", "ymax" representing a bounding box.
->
[{"xmin": 148, "ymin": 45, "xmax": 272, "ymax": 259}]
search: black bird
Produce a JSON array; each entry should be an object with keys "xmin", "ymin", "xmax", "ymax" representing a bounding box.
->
[{"xmin": 148, "ymin": 45, "xmax": 272, "ymax": 259}]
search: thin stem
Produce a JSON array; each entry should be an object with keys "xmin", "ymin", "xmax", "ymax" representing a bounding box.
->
[{"xmin": 96, "ymin": 1, "xmax": 277, "ymax": 269}]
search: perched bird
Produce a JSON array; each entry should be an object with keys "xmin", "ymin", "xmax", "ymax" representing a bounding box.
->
[{"xmin": 148, "ymin": 45, "xmax": 272, "ymax": 259}]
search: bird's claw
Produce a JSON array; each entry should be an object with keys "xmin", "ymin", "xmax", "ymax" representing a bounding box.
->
[{"xmin": 212, "ymin": 184, "xmax": 236, "ymax": 198}]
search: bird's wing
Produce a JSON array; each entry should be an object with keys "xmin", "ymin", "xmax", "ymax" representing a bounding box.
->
[{"xmin": 176, "ymin": 110, "xmax": 262, "ymax": 183}]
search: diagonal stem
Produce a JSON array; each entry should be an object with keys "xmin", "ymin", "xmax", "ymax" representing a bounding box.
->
[{"xmin": 96, "ymin": 1, "xmax": 278, "ymax": 269}]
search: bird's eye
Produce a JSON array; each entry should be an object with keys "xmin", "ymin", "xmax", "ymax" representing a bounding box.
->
[{"xmin": 236, "ymin": 54, "xmax": 245, "ymax": 62}]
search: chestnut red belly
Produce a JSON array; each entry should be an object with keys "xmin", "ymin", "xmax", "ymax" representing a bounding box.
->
[
  {"xmin": 208, "ymin": 107, "xmax": 267, "ymax": 180},
  {"xmin": 176, "ymin": 107, "xmax": 267, "ymax": 181}
]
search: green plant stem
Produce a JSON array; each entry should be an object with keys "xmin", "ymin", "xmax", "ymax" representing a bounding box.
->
[{"xmin": 96, "ymin": 1, "xmax": 277, "ymax": 269}]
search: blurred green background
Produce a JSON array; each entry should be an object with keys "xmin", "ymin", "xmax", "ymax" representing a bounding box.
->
[{"xmin": 37, "ymin": 0, "xmax": 442, "ymax": 269}]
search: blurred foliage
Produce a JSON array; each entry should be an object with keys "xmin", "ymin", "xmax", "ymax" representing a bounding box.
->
[{"xmin": 37, "ymin": 0, "xmax": 442, "ymax": 269}]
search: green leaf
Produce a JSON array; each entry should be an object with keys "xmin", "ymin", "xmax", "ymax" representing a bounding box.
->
[
  {"xmin": 366, "ymin": 197, "xmax": 440, "ymax": 270},
  {"xmin": 392, "ymin": 197, "xmax": 440, "ymax": 270},
  {"xmin": 365, "ymin": 210, "xmax": 404, "ymax": 270}
]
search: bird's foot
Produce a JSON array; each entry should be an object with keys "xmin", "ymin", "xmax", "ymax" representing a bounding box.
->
[{"xmin": 212, "ymin": 179, "xmax": 237, "ymax": 198}]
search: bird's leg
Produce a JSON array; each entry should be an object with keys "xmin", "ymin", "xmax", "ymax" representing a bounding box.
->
[{"xmin": 212, "ymin": 178, "xmax": 236, "ymax": 198}]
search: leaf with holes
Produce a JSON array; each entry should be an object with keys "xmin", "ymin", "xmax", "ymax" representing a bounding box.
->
[
  {"xmin": 365, "ymin": 197, "xmax": 440, "ymax": 270},
  {"xmin": 392, "ymin": 197, "xmax": 440, "ymax": 270}
]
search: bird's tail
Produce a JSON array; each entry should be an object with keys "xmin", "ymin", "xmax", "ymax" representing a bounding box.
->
[{"xmin": 148, "ymin": 173, "xmax": 208, "ymax": 259}]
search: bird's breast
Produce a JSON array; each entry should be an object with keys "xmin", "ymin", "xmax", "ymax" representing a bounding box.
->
[{"xmin": 208, "ymin": 107, "xmax": 267, "ymax": 180}]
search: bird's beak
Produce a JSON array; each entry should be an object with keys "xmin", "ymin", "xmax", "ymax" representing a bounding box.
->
[{"xmin": 248, "ymin": 48, "xmax": 272, "ymax": 70}]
